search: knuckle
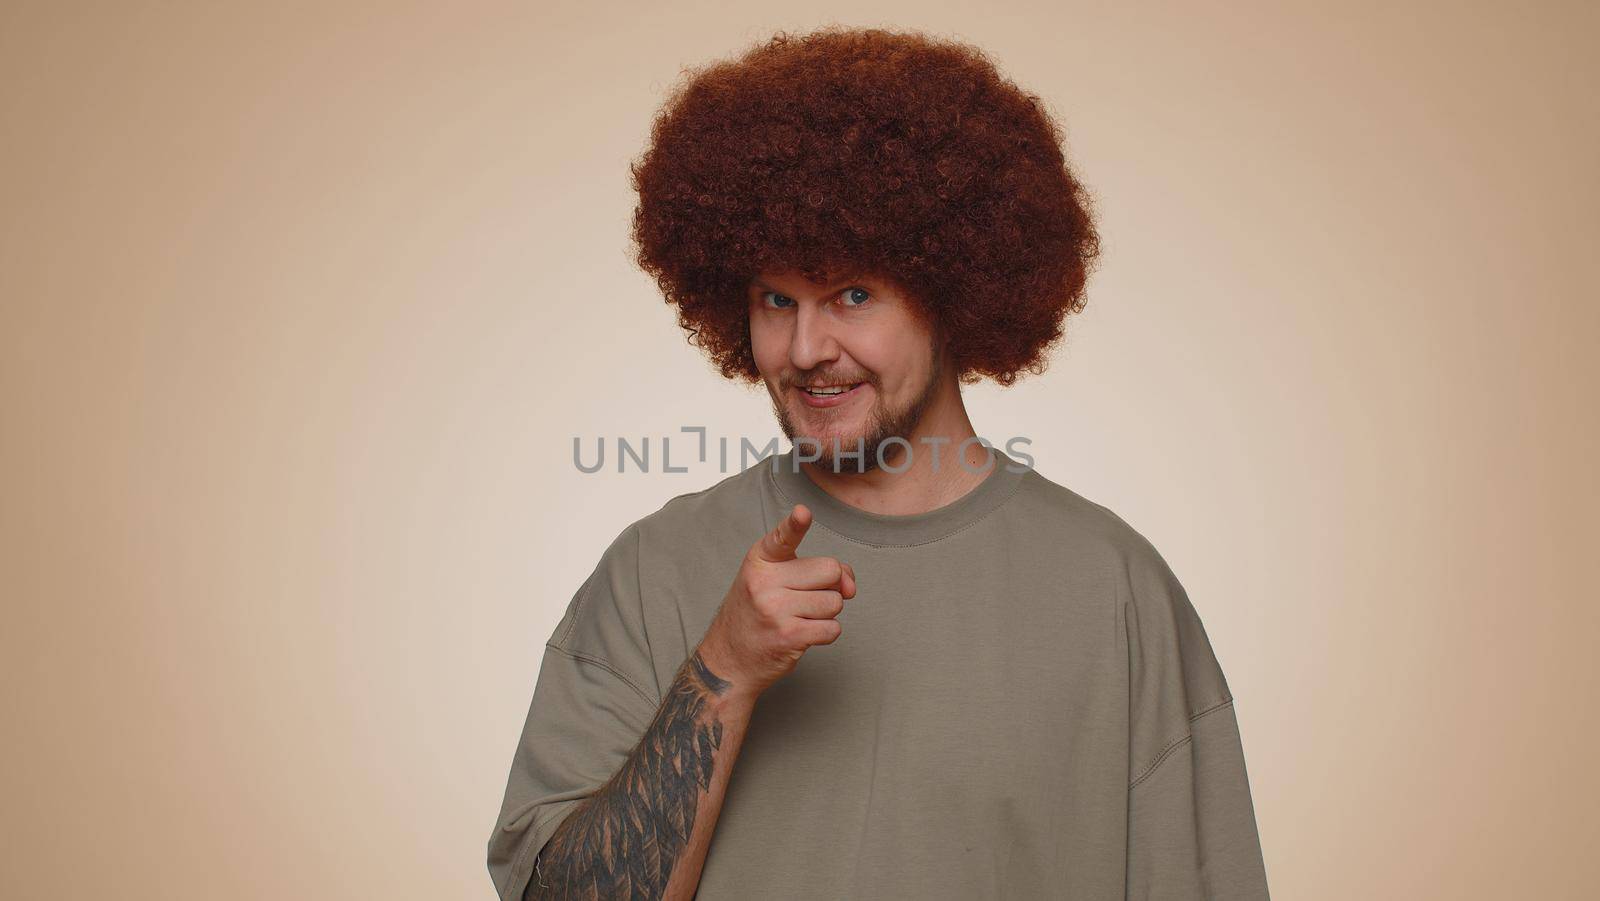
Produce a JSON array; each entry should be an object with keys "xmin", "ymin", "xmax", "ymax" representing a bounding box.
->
[
  {"xmin": 777, "ymin": 620, "xmax": 805, "ymax": 648},
  {"xmin": 738, "ymin": 570, "xmax": 761, "ymax": 596},
  {"xmin": 752, "ymin": 590, "xmax": 783, "ymax": 620}
]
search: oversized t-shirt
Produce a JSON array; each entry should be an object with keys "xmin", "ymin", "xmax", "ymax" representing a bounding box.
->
[{"xmin": 488, "ymin": 446, "xmax": 1271, "ymax": 899}]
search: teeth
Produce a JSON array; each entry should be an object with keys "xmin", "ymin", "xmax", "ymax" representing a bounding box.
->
[{"xmin": 803, "ymin": 384, "xmax": 853, "ymax": 396}]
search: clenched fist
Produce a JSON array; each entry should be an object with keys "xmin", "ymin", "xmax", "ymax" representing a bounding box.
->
[{"xmin": 695, "ymin": 504, "xmax": 857, "ymax": 703}]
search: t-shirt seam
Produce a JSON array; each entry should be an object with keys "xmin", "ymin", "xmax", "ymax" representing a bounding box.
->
[
  {"xmin": 626, "ymin": 523, "xmax": 662, "ymax": 701},
  {"xmin": 1128, "ymin": 694, "xmax": 1235, "ymax": 790},
  {"xmin": 766, "ymin": 462, "xmax": 1027, "ymax": 549},
  {"xmin": 557, "ymin": 523, "xmax": 644, "ymax": 651},
  {"xmin": 556, "ymin": 574, "xmax": 598, "ymax": 648},
  {"xmin": 544, "ymin": 642, "xmax": 657, "ymax": 709}
]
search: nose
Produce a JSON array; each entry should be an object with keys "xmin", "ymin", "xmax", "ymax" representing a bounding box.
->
[{"xmin": 788, "ymin": 302, "xmax": 841, "ymax": 373}]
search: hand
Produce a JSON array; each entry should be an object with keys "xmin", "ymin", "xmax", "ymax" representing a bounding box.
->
[{"xmin": 695, "ymin": 504, "xmax": 857, "ymax": 702}]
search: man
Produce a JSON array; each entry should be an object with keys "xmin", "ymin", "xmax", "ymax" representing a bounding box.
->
[{"xmin": 489, "ymin": 26, "xmax": 1270, "ymax": 900}]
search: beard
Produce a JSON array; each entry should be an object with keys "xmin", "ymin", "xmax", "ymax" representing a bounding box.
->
[{"xmin": 772, "ymin": 341, "xmax": 945, "ymax": 475}]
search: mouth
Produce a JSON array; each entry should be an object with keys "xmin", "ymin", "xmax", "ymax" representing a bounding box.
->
[{"xmin": 794, "ymin": 381, "xmax": 868, "ymax": 408}]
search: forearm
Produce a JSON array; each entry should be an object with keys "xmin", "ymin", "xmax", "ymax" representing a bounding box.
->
[{"xmin": 525, "ymin": 647, "xmax": 756, "ymax": 900}]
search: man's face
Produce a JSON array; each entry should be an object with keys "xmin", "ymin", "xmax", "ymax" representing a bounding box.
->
[{"xmin": 747, "ymin": 269, "xmax": 945, "ymax": 474}]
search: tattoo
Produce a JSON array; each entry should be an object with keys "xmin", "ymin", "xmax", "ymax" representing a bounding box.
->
[{"xmin": 527, "ymin": 651, "xmax": 731, "ymax": 900}]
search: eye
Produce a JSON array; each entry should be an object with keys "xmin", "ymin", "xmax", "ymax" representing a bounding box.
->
[
  {"xmin": 839, "ymin": 286, "xmax": 872, "ymax": 308},
  {"xmin": 761, "ymin": 291, "xmax": 795, "ymax": 309}
]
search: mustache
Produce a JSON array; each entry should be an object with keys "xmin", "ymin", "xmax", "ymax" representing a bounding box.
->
[{"xmin": 784, "ymin": 373, "xmax": 872, "ymax": 388}]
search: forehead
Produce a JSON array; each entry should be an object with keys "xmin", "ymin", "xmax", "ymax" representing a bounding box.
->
[{"xmin": 750, "ymin": 268, "xmax": 887, "ymax": 292}]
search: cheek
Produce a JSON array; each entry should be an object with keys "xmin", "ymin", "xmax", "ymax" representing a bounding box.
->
[
  {"xmin": 846, "ymin": 331, "xmax": 926, "ymax": 390},
  {"xmin": 747, "ymin": 318, "xmax": 782, "ymax": 375}
]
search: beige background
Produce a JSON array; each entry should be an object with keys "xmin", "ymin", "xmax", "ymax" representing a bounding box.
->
[{"xmin": 2, "ymin": 2, "xmax": 1595, "ymax": 898}]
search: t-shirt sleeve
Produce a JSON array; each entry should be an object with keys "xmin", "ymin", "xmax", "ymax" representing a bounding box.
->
[
  {"xmin": 486, "ymin": 524, "xmax": 663, "ymax": 901},
  {"xmin": 1121, "ymin": 535, "xmax": 1271, "ymax": 900}
]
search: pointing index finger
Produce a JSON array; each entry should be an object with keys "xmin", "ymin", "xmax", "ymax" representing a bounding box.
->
[{"xmin": 755, "ymin": 504, "xmax": 812, "ymax": 562}]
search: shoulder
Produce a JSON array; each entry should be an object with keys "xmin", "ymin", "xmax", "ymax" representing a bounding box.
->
[
  {"xmin": 575, "ymin": 458, "xmax": 767, "ymax": 559},
  {"xmin": 1023, "ymin": 470, "xmax": 1241, "ymax": 778},
  {"xmin": 1011, "ymin": 463, "xmax": 1225, "ymax": 691},
  {"xmin": 544, "ymin": 466, "xmax": 766, "ymax": 690},
  {"xmin": 1008, "ymin": 464, "xmax": 1180, "ymax": 583},
  {"xmin": 551, "ymin": 463, "xmax": 765, "ymax": 665},
  {"xmin": 623, "ymin": 458, "xmax": 771, "ymax": 556}
]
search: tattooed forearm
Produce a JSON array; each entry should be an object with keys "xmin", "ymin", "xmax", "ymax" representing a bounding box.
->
[{"xmin": 526, "ymin": 650, "xmax": 734, "ymax": 900}]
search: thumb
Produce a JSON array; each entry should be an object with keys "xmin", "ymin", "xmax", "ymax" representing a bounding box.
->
[{"xmin": 754, "ymin": 504, "xmax": 811, "ymax": 563}]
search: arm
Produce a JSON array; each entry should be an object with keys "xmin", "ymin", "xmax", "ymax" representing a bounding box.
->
[
  {"xmin": 1120, "ymin": 529, "xmax": 1270, "ymax": 898},
  {"xmin": 524, "ymin": 504, "xmax": 852, "ymax": 899},
  {"xmin": 1126, "ymin": 696, "xmax": 1270, "ymax": 899},
  {"xmin": 525, "ymin": 645, "xmax": 756, "ymax": 900}
]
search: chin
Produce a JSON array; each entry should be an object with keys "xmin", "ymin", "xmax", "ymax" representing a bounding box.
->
[
  {"xmin": 794, "ymin": 422, "xmax": 864, "ymax": 451},
  {"xmin": 805, "ymin": 435, "xmax": 878, "ymax": 472}
]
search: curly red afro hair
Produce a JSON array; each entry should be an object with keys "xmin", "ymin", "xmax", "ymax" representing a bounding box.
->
[{"xmin": 629, "ymin": 25, "xmax": 1101, "ymax": 387}]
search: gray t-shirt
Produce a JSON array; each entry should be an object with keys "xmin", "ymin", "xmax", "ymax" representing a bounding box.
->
[{"xmin": 488, "ymin": 447, "xmax": 1270, "ymax": 899}]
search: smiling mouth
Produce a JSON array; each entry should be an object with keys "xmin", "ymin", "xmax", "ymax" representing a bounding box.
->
[{"xmin": 799, "ymin": 382, "xmax": 864, "ymax": 397}]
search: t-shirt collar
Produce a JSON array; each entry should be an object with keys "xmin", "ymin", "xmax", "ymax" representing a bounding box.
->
[{"xmin": 765, "ymin": 443, "xmax": 1027, "ymax": 547}]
